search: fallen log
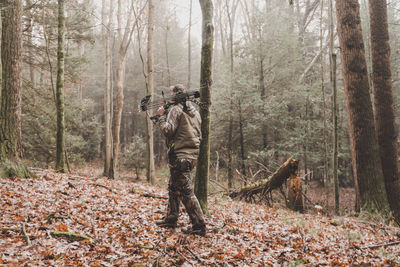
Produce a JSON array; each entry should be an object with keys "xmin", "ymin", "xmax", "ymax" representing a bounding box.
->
[{"xmin": 229, "ymin": 157, "xmax": 299, "ymax": 204}]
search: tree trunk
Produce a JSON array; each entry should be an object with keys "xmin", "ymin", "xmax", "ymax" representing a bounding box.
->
[
  {"xmin": 226, "ymin": 0, "xmax": 239, "ymax": 190},
  {"xmin": 0, "ymin": 5, "xmax": 2, "ymax": 101},
  {"xmin": 227, "ymin": 113, "xmax": 233, "ymax": 189},
  {"xmin": 111, "ymin": 0, "xmax": 136, "ymax": 178},
  {"xmin": 335, "ymin": 0, "xmax": 390, "ymax": 216},
  {"xmin": 146, "ymin": 0, "xmax": 155, "ymax": 184},
  {"xmin": 164, "ymin": 18, "xmax": 171, "ymax": 86},
  {"xmin": 26, "ymin": 0, "xmax": 35, "ymax": 88},
  {"xmin": 238, "ymin": 100, "xmax": 246, "ymax": 183},
  {"xmin": 321, "ymin": 0, "xmax": 329, "ymax": 211},
  {"xmin": 259, "ymin": 58, "xmax": 267, "ymax": 149},
  {"xmin": 332, "ymin": 53, "xmax": 339, "ymax": 215},
  {"xmin": 111, "ymin": 0, "xmax": 124, "ymax": 178},
  {"xmin": 369, "ymin": 0, "xmax": 400, "ymax": 225},
  {"xmin": 195, "ymin": 0, "xmax": 214, "ymax": 215},
  {"xmin": 112, "ymin": 48, "xmax": 125, "ymax": 178},
  {"xmin": 55, "ymin": 0, "xmax": 66, "ymax": 173},
  {"xmin": 0, "ymin": 0, "xmax": 23, "ymax": 161},
  {"xmin": 102, "ymin": 0, "xmax": 113, "ymax": 177},
  {"xmin": 187, "ymin": 0, "xmax": 193, "ymax": 88},
  {"xmin": 287, "ymin": 174, "xmax": 304, "ymax": 212}
]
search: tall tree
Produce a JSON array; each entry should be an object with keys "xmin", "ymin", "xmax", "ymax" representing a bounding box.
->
[
  {"xmin": 55, "ymin": 0, "xmax": 66, "ymax": 172},
  {"xmin": 195, "ymin": 0, "xmax": 214, "ymax": 214},
  {"xmin": 335, "ymin": 0, "xmax": 390, "ymax": 216},
  {"xmin": 329, "ymin": 0, "xmax": 339, "ymax": 214},
  {"xmin": 225, "ymin": 0, "xmax": 239, "ymax": 189},
  {"xmin": 102, "ymin": 0, "xmax": 114, "ymax": 177},
  {"xmin": 26, "ymin": 0, "xmax": 35, "ymax": 88},
  {"xmin": 320, "ymin": 0, "xmax": 329, "ymax": 210},
  {"xmin": 0, "ymin": 4, "xmax": 2, "ymax": 101},
  {"xmin": 187, "ymin": 0, "xmax": 193, "ymax": 88},
  {"xmin": 369, "ymin": 0, "xmax": 400, "ymax": 224},
  {"xmin": 146, "ymin": 0, "xmax": 155, "ymax": 184},
  {"xmin": 111, "ymin": 0, "xmax": 136, "ymax": 178},
  {"xmin": 0, "ymin": 0, "xmax": 23, "ymax": 161}
]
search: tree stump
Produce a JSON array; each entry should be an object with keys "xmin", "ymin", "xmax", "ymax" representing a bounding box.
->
[{"xmin": 287, "ymin": 174, "xmax": 304, "ymax": 212}]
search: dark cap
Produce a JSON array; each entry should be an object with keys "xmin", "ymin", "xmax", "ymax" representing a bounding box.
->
[{"xmin": 170, "ymin": 84, "xmax": 187, "ymax": 94}]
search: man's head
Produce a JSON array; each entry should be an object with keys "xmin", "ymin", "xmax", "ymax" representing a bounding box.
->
[{"xmin": 170, "ymin": 84, "xmax": 187, "ymax": 95}]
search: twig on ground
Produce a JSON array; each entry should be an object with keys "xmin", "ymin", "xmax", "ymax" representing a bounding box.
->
[
  {"xmin": 22, "ymin": 223, "xmax": 31, "ymax": 246},
  {"xmin": 92, "ymin": 183, "xmax": 115, "ymax": 193},
  {"xmin": 177, "ymin": 250, "xmax": 194, "ymax": 266},
  {"xmin": 51, "ymin": 231, "xmax": 93, "ymax": 242},
  {"xmin": 137, "ymin": 244, "xmax": 154, "ymax": 250},
  {"xmin": 44, "ymin": 213, "xmax": 70, "ymax": 222},
  {"xmin": 1, "ymin": 227, "xmax": 21, "ymax": 233},
  {"xmin": 361, "ymin": 241, "xmax": 400, "ymax": 250},
  {"xmin": 184, "ymin": 245, "xmax": 203, "ymax": 263},
  {"xmin": 354, "ymin": 240, "xmax": 400, "ymax": 250},
  {"xmin": 358, "ymin": 220, "xmax": 399, "ymax": 233},
  {"xmin": 140, "ymin": 193, "xmax": 168, "ymax": 200}
]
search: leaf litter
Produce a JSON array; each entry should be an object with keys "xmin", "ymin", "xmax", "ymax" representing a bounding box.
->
[{"xmin": 0, "ymin": 169, "xmax": 399, "ymax": 266}]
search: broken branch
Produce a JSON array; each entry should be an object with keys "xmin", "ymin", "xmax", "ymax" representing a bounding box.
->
[{"xmin": 22, "ymin": 223, "xmax": 31, "ymax": 246}]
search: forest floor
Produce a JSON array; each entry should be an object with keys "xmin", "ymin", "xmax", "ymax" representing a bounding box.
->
[{"xmin": 1, "ymin": 168, "xmax": 400, "ymax": 266}]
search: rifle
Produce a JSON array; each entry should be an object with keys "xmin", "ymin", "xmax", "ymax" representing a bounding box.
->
[{"xmin": 140, "ymin": 89, "xmax": 201, "ymax": 123}]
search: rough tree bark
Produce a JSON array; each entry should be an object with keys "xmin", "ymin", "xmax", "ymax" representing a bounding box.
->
[
  {"xmin": 0, "ymin": 0, "xmax": 23, "ymax": 161},
  {"xmin": 55, "ymin": 0, "xmax": 66, "ymax": 173},
  {"xmin": 369, "ymin": 0, "xmax": 400, "ymax": 224},
  {"xmin": 335, "ymin": 0, "xmax": 390, "ymax": 217},
  {"xmin": 26, "ymin": 0, "xmax": 35, "ymax": 88},
  {"xmin": 0, "ymin": 0, "xmax": 33, "ymax": 178},
  {"xmin": 195, "ymin": 0, "xmax": 214, "ymax": 215}
]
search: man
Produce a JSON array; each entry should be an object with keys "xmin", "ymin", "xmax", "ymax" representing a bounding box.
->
[{"xmin": 154, "ymin": 84, "xmax": 206, "ymax": 236}]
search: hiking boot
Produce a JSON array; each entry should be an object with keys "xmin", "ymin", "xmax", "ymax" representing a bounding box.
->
[
  {"xmin": 183, "ymin": 224, "xmax": 206, "ymax": 236},
  {"xmin": 155, "ymin": 219, "xmax": 177, "ymax": 228}
]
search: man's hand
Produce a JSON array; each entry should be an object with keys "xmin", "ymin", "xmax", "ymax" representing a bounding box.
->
[{"xmin": 157, "ymin": 106, "xmax": 165, "ymax": 115}]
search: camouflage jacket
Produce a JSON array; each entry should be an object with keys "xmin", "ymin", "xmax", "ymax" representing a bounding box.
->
[{"xmin": 157, "ymin": 102, "xmax": 201, "ymax": 159}]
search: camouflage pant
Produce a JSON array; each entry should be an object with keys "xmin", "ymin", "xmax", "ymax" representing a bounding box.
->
[{"xmin": 164, "ymin": 155, "xmax": 205, "ymax": 227}]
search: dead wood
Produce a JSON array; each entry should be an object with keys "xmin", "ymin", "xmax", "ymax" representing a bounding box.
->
[
  {"xmin": 51, "ymin": 231, "xmax": 93, "ymax": 241},
  {"xmin": 184, "ymin": 245, "xmax": 204, "ymax": 262},
  {"xmin": 22, "ymin": 223, "xmax": 31, "ymax": 246},
  {"xmin": 229, "ymin": 157, "xmax": 299, "ymax": 204},
  {"xmin": 354, "ymin": 241, "xmax": 400, "ymax": 250},
  {"xmin": 140, "ymin": 193, "xmax": 168, "ymax": 199},
  {"xmin": 92, "ymin": 183, "xmax": 115, "ymax": 193}
]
